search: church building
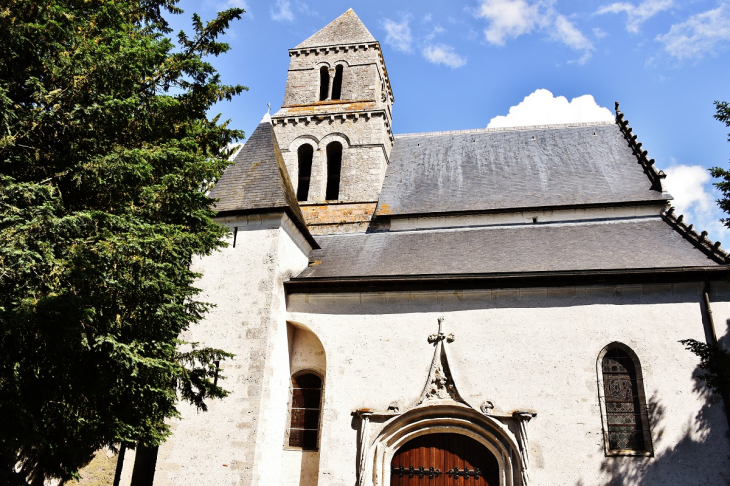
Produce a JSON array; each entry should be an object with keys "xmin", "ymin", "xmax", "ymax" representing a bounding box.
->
[{"xmin": 118, "ymin": 9, "xmax": 730, "ymax": 486}]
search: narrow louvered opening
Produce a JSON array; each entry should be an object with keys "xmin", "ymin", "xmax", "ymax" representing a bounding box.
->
[
  {"xmin": 331, "ymin": 65, "xmax": 343, "ymax": 100},
  {"xmin": 319, "ymin": 66, "xmax": 330, "ymax": 101},
  {"xmin": 297, "ymin": 144, "xmax": 313, "ymax": 201},
  {"xmin": 326, "ymin": 142, "xmax": 342, "ymax": 200}
]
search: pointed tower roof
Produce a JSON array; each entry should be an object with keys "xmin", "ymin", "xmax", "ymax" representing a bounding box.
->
[
  {"xmin": 209, "ymin": 117, "xmax": 319, "ymax": 248},
  {"xmin": 296, "ymin": 9, "xmax": 376, "ymax": 48}
]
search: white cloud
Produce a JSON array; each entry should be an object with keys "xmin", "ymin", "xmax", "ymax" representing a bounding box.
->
[
  {"xmin": 383, "ymin": 17, "xmax": 414, "ymax": 52},
  {"xmin": 474, "ymin": 0, "xmax": 593, "ymax": 61},
  {"xmin": 422, "ymin": 44, "xmax": 467, "ymax": 68},
  {"xmin": 476, "ymin": 0, "xmax": 550, "ymax": 45},
  {"xmin": 425, "ymin": 25, "xmax": 446, "ymax": 41},
  {"xmin": 596, "ymin": 0, "xmax": 673, "ymax": 34},
  {"xmin": 553, "ymin": 15, "xmax": 594, "ymax": 63},
  {"xmin": 656, "ymin": 4, "xmax": 730, "ymax": 60},
  {"xmin": 271, "ymin": 0, "xmax": 294, "ymax": 22},
  {"xmin": 487, "ymin": 89, "xmax": 613, "ymax": 128},
  {"xmin": 664, "ymin": 164, "xmax": 728, "ymax": 244},
  {"xmin": 593, "ymin": 27, "xmax": 608, "ymax": 38},
  {"xmin": 207, "ymin": 0, "xmax": 249, "ymax": 12}
]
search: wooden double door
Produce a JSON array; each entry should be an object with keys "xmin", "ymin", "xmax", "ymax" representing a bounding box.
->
[{"xmin": 390, "ymin": 433, "xmax": 499, "ymax": 486}]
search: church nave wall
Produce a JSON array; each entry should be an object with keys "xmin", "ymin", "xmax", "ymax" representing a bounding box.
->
[{"xmin": 286, "ymin": 282, "xmax": 730, "ymax": 486}]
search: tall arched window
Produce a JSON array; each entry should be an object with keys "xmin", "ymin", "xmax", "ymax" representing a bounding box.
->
[
  {"xmin": 598, "ymin": 343, "xmax": 652, "ymax": 455},
  {"xmin": 325, "ymin": 142, "xmax": 342, "ymax": 201},
  {"xmin": 296, "ymin": 144, "xmax": 313, "ymax": 202},
  {"xmin": 287, "ymin": 371, "xmax": 322, "ymax": 450},
  {"xmin": 319, "ymin": 66, "xmax": 330, "ymax": 101},
  {"xmin": 331, "ymin": 65, "xmax": 343, "ymax": 100}
]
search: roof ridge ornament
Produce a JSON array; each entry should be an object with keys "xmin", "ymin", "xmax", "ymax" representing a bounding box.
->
[
  {"xmin": 661, "ymin": 206, "xmax": 730, "ymax": 264},
  {"xmin": 417, "ymin": 317, "xmax": 468, "ymax": 405},
  {"xmin": 614, "ymin": 101, "xmax": 667, "ymax": 192}
]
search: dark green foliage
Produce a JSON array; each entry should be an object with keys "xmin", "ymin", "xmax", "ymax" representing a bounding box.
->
[
  {"xmin": 685, "ymin": 101, "xmax": 730, "ymax": 405},
  {"xmin": 710, "ymin": 101, "xmax": 730, "ymax": 220},
  {"xmin": 680, "ymin": 339, "xmax": 730, "ymax": 397},
  {"xmin": 0, "ymin": 1, "xmax": 244, "ymax": 484}
]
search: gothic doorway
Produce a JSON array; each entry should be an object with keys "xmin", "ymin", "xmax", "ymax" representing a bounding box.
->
[{"xmin": 390, "ymin": 433, "xmax": 499, "ymax": 486}]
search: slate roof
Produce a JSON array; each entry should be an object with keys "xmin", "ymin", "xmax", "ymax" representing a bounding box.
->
[
  {"xmin": 296, "ymin": 9, "xmax": 375, "ymax": 48},
  {"xmin": 375, "ymin": 122, "xmax": 669, "ymax": 218},
  {"xmin": 297, "ymin": 218, "xmax": 723, "ymax": 279},
  {"xmin": 209, "ymin": 119, "xmax": 318, "ymax": 248}
]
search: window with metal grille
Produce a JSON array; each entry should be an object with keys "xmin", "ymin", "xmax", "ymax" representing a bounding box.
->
[
  {"xmin": 287, "ymin": 372, "xmax": 322, "ymax": 450},
  {"xmin": 601, "ymin": 346, "xmax": 651, "ymax": 454}
]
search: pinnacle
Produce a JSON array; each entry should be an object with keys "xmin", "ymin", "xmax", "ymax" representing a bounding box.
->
[{"xmin": 296, "ymin": 9, "xmax": 376, "ymax": 49}]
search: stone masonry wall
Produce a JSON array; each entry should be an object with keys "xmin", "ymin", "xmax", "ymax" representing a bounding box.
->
[
  {"xmin": 300, "ymin": 202, "xmax": 377, "ymax": 235},
  {"xmin": 148, "ymin": 213, "xmax": 310, "ymax": 486},
  {"xmin": 283, "ymin": 47, "xmax": 389, "ymax": 113}
]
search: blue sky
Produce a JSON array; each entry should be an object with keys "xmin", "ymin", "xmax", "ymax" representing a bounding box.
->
[{"xmin": 168, "ymin": 0, "xmax": 730, "ymax": 243}]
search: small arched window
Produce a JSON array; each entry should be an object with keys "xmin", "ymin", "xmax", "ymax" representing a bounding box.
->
[
  {"xmin": 331, "ymin": 65, "xmax": 343, "ymax": 100},
  {"xmin": 296, "ymin": 144, "xmax": 313, "ymax": 202},
  {"xmin": 319, "ymin": 66, "xmax": 330, "ymax": 102},
  {"xmin": 287, "ymin": 372, "xmax": 322, "ymax": 450},
  {"xmin": 598, "ymin": 344, "xmax": 652, "ymax": 455},
  {"xmin": 325, "ymin": 142, "xmax": 342, "ymax": 201}
]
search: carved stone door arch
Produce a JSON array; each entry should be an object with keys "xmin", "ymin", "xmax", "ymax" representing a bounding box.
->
[{"xmin": 356, "ymin": 319, "xmax": 532, "ymax": 486}]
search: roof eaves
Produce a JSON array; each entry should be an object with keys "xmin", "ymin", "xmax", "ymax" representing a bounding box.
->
[
  {"xmin": 614, "ymin": 102, "xmax": 668, "ymax": 193},
  {"xmin": 372, "ymin": 198, "xmax": 669, "ymax": 222},
  {"xmin": 286, "ymin": 266, "xmax": 729, "ymax": 294},
  {"xmin": 661, "ymin": 206, "xmax": 728, "ymax": 264},
  {"xmin": 215, "ymin": 207, "xmax": 320, "ymax": 250}
]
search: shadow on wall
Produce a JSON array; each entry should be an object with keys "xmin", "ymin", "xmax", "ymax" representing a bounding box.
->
[
  {"xmin": 287, "ymin": 285, "xmax": 708, "ymax": 316},
  {"xmin": 578, "ymin": 373, "xmax": 730, "ymax": 485}
]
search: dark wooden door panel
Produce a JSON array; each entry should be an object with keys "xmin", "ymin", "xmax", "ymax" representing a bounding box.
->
[{"xmin": 390, "ymin": 433, "xmax": 499, "ymax": 486}]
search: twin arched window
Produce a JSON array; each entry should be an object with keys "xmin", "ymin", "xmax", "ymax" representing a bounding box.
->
[
  {"xmin": 319, "ymin": 65, "xmax": 344, "ymax": 102},
  {"xmin": 295, "ymin": 141, "xmax": 342, "ymax": 202},
  {"xmin": 598, "ymin": 343, "xmax": 652, "ymax": 455},
  {"xmin": 287, "ymin": 371, "xmax": 323, "ymax": 450}
]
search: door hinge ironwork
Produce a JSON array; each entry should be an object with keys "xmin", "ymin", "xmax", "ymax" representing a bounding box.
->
[
  {"xmin": 448, "ymin": 466, "xmax": 482, "ymax": 479},
  {"xmin": 391, "ymin": 466, "xmax": 442, "ymax": 479}
]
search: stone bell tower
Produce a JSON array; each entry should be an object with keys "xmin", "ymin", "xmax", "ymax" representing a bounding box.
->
[{"xmin": 271, "ymin": 9, "xmax": 394, "ymax": 234}]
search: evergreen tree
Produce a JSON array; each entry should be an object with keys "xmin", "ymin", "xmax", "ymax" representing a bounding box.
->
[
  {"xmin": 0, "ymin": 1, "xmax": 244, "ymax": 483},
  {"xmin": 681, "ymin": 101, "xmax": 730, "ymax": 401}
]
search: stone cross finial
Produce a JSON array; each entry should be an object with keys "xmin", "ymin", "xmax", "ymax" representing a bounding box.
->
[{"xmin": 428, "ymin": 316, "xmax": 455, "ymax": 344}]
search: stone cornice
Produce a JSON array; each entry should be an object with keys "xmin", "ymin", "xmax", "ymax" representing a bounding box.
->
[{"xmin": 272, "ymin": 109, "xmax": 394, "ymax": 144}]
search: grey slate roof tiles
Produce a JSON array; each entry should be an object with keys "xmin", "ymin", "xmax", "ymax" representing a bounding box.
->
[
  {"xmin": 297, "ymin": 218, "xmax": 721, "ymax": 279},
  {"xmin": 296, "ymin": 9, "xmax": 376, "ymax": 48},
  {"xmin": 376, "ymin": 122, "xmax": 669, "ymax": 217},
  {"xmin": 209, "ymin": 120, "xmax": 317, "ymax": 247}
]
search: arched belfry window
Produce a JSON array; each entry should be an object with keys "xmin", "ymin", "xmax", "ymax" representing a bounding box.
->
[
  {"xmin": 319, "ymin": 66, "xmax": 330, "ymax": 102},
  {"xmin": 325, "ymin": 142, "xmax": 342, "ymax": 201},
  {"xmin": 598, "ymin": 343, "xmax": 652, "ymax": 455},
  {"xmin": 296, "ymin": 144, "xmax": 313, "ymax": 201},
  {"xmin": 287, "ymin": 371, "xmax": 322, "ymax": 450},
  {"xmin": 331, "ymin": 65, "xmax": 343, "ymax": 100}
]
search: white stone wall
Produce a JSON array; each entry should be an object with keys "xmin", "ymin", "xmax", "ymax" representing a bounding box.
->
[
  {"xmin": 286, "ymin": 282, "xmax": 730, "ymax": 485},
  {"xmin": 148, "ymin": 213, "xmax": 310, "ymax": 486}
]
